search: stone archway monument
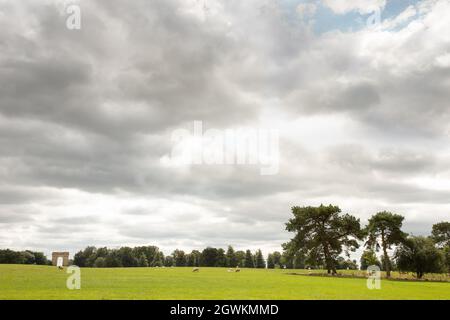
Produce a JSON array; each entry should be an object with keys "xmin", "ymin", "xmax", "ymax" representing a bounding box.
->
[{"xmin": 52, "ymin": 252, "xmax": 69, "ymax": 267}]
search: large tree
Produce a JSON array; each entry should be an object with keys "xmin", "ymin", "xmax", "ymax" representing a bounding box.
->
[
  {"xmin": 395, "ymin": 236, "xmax": 445, "ymax": 278},
  {"xmin": 365, "ymin": 211, "xmax": 406, "ymax": 277},
  {"xmin": 285, "ymin": 205, "xmax": 363, "ymax": 274}
]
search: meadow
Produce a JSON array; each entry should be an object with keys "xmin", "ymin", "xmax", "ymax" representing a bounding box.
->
[{"xmin": 0, "ymin": 265, "xmax": 449, "ymax": 300}]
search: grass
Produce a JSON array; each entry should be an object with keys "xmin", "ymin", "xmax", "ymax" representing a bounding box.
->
[
  {"xmin": 290, "ymin": 269, "xmax": 450, "ymax": 282},
  {"xmin": 0, "ymin": 265, "xmax": 449, "ymax": 300}
]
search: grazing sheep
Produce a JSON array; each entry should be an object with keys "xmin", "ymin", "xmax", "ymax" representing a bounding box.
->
[
  {"xmin": 235, "ymin": 268, "xmax": 240, "ymax": 273},
  {"xmin": 227, "ymin": 268, "xmax": 232, "ymax": 272},
  {"xmin": 58, "ymin": 266, "xmax": 64, "ymax": 270},
  {"xmin": 192, "ymin": 267, "xmax": 199, "ymax": 272}
]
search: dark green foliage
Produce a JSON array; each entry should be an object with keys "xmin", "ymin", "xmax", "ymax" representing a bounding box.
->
[
  {"xmin": 381, "ymin": 254, "xmax": 396, "ymax": 272},
  {"xmin": 430, "ymin": 221, "xmax": 450, "ymax": 273},
  {"xmin": 271, "ymin": 251, "xmax": 282, "ymax": 268},
  {"xmin": 244, "ymin": 250, "xmax": 254, "ymax": 268},
  {"xmin": 284, "ymin": 204, "xmax": 364, "ymax": 274},
  {"xmin": 153, "ymin": 252, "xmax": 165, "ymax": 267},
  {"xmin": 431, "ymin": 222, "xmax": 450, "ymax": 247},
  {"xmin": 395, "ymin": 236, "xmax": 445, "ymax": 278},
  {"xmin": 216, "ymin": 248, "xmax": 226, "ymax": 267},
  {"xmin": 105, "ymin": 250, "xmax": 123, "ymax": 267},
  {"xmin": 132, "ymin": 246, "xmax": 161, "ymax": 266},
  {"xmin": 254, "ymin": 249, "xmax": 265, "ymax": 268},
  {"xmin": 54, "ymin": 245, "xmax": 276, "ymax": 269},
  {"xmin": 225, "ymin": 246, "xmax": 238, "ymax": 268},
  {"xmin": 365, "ymin": 211, "xmax": 406, "ymax": 277},
  {"xmin": 172, "ymin": 249, "xmax": 186, "ymax": 267},
  {"xmin": 138, "ymin": 253, "xmax": 149, "ymax": 267},
  {"xmin": 73, "ymin": 246, "xmax": 164, "ymax": 268},
  {"xmin": 336, "ymin": 257, "xmax": 358, "ymax": 270},
  {"xmin": 73, "ymin": 246, "xmax": 96, "ymax": 267},
  {"xmin": 443, "ymin": 246, "xmax": 450, "ymax": 273},
  {"xmin": 267, "ymin": 254, "xmax": 275, "ymax": 269},
  {"xmin": 280, "ymin": 251, "xmax": 294, "ymax": 269},
  {"xmin": 118, "ymin": 247, "xmax": 138, "ymax": 267},
  {"xmin": 94, "ymin": 257, "xmax": 107, "ymax": 268},
  {"xmin": 164, "ymin": 255, "xmax": 174, "ymax": 267},
  {"xmin": 235, "ymin": 250, "xmax": 245, "ymax": 267},
  {"xmin": 0, "ymin": 249, "xmax": 50, "ymax": 265},
  {"xmin": 200, "ymin": 247, "xmax": 219, "ymax": 267},
  {"xmin": 186, "ymin": 250, "xmax": 201, "ymax": 267},
  {"xmin": 360, "ymin": 249, "xmax": 381, "ymax": 270}
]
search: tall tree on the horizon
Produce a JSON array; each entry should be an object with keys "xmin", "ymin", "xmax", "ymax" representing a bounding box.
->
[
  {"xmin": 284, "ymin": 205, "xmax": 364, "ymax": 274},
  {"xmin": 254, "ymin": 249, "xmax": 265, "ymax": 268},
  {"xmin": 244, "ymin": 250, "xmax": 254, "ymax": 268},
  {"xmin": 365, "ymin": 211, "xmax": 407, "ymax": 278}
]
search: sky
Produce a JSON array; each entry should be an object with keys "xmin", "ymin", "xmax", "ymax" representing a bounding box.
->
[{"xmin": 0, "ymin": 0, "xmax": 449, "ymax": 260}]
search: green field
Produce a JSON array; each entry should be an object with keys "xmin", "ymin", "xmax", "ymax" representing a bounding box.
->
[{"xmin": 0, "ymin": 265, "xmax": 449, "ymax": 300}]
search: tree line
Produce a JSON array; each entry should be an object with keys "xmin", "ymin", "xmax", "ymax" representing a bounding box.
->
[
  {"xmin": 1, "ymin": 205, "xmax": 448, "ymax": 279},
  {"xmin": 72, "ymin": 245, "xmax": 268, "ymax": 269},
  {"xmin": 284, "ymin": 205, "xmax": 450, "ymax": 278},
  {"xmin": 0, "ymin": 249, "xmax": 50, "ymax": 265}
]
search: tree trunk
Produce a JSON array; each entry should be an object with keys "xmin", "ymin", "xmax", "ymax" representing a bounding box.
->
[
  {"xmin": 323, "ymin": 244, "xmax": 335, "ymax": 275},
  {"xmin": 381, "ymin": 231, "xmax": 391, "ymax": 278}
]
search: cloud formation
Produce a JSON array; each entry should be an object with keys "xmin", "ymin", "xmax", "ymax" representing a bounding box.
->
[{"xmin": 0, "ymin": 0, "xmax": 449, "ymax": 258}]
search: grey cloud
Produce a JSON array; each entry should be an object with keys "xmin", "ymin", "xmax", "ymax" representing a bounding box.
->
[{"xmin": 0, "ymin": 0, "xmax": 449, "ymax": 255}]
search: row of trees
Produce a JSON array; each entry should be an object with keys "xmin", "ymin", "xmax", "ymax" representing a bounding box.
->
[
  {"xmin": 283, "ymin": 205, "xmax": 449, "ymax": 278},
  {"xmin": 0, "ymin": 249, "xmax": 49, "ymax": 265},
  {"xmin": 73, "ymin": 245, "xmax": 268, "ymax": 268},
  {"xmin": 2, "ymin": 206, "xmax": 447, "ymax": 280},
  {"xmin": 266, "ymin": 250, "xmax": 358, "ymax": 270}
]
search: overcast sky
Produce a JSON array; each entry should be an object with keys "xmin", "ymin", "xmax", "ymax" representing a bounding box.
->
[{"xmin": 0, "ymin": 0, "xmax": 449, "ymax": 259}]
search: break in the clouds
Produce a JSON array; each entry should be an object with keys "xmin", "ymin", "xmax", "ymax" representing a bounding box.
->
[{"xmin": 0, "ymin": 0, "xmax": 449, "ymax": 257}]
